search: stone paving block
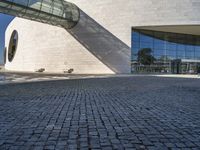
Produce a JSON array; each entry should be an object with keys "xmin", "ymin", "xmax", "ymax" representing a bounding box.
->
[{"xmin": 0, "ymin": 76, "xmax": 200, "ymax": 149}]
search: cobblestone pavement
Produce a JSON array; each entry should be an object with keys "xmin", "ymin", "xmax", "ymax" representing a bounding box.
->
[
  {"xmin": 0, "ymin": 72, "xmax": 106, "ymax": 84},
  {"xmin": 0, "ymin": 76, "xmax": 200, "ymax": 150}
]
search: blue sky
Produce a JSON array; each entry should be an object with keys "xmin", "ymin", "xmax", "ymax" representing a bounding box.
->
[{"xmin": 0, "ymin": 14, "xmax": 14, "ymax": 64}]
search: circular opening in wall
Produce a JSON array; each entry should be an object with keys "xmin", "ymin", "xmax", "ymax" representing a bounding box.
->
[{"xmin": 8, "ymin": 30, "xmax": 18, "ymax": 62}]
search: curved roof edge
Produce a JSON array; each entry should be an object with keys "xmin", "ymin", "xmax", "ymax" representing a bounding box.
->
[{"xmin": 133, "ymin": 25, "xmax": 200, "ymax": 36}]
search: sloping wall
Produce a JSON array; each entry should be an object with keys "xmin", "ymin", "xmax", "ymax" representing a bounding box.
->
[{"xmin": 5, "ymin": 18, "xmax": 115, "ymax": 74}]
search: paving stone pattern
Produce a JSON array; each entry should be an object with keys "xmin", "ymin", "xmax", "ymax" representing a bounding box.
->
[{"xmin": 0, "ymin": 76, "xmax": 200, "ymax": 150}]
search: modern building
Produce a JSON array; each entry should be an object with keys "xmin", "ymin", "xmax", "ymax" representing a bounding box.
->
[{"xmin": 1, "ymin": 0, "xmax": 200, "ymax": 74}]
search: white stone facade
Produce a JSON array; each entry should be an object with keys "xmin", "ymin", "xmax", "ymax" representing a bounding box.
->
[
  {"xmin": 5, "ymin": 19, "xmax": 114, "ymax": 74},
  {"xmin": 5, "ymin": 0, "xmax": 200, "ymax": 74}
]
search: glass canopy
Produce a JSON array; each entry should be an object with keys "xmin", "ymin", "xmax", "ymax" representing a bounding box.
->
[{"xmin": 0, "ymin": 0, "xmax": 80, "ymax": 29}]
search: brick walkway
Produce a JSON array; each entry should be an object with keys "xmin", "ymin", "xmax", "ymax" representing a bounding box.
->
[{"xmin": 0, "ymin": 76, "xmax": 200, "ymax": 150}]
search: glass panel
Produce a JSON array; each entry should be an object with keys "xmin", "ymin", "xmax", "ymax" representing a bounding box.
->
[
  {"xmin": 52, "ymin": 1, "xmax": 63, "ymax": 16},
  {"xmin": 186, "ymin": 45, "xmax": 194, "ymax": 51},
  {"xmin": 140, "ymin": 34, "xmax": 153, "ymax": 43},
  {"xmin": 8, "ymin": 30, "xmax": 18, "ymax": 62},
  {"xmin": 132, "ymin": 32, "xmax": 140, "ymax": 42},
  {"xmin": 166, "ymin": 42, "xmax": 176, "ymax": 51},
  {"xmin": 140, "ymin": 42, "xmax": 153, "ymax": 49},
  {"xmin": 131, "ymin": 29, "xmax": 200, "ymax": 74},
  {"xmin": 177, "ymin": 44, "xmax": 185, "ymax": 51},
  {"xmin": 0, "ymin": 0, "xmax": 80, "ymax": 29},
  {"xmin": 41, "ymin": 0, "xmax": 53, "ymax": 13},
  {"xmin": 132, "ymin": 42, "xmax": 139, "ymax": 49},
  {"xmin": 132, "ymin": 47, "xmax": 140, "ymax": 55},
  {"xmin": 29, "ymin": 0, "xmax": 42, "ymax": 9},
  {"xmin": 177, "ymin": 51, "xmax": 185, "ymax": 58},
  {"xmin": 195, "ymin": 52, "xmax": 200, "ymax": 59}
]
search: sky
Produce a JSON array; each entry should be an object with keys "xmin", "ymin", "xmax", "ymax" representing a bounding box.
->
[{"xmin": 0, "ymin": 14, "xmax": 14, "ymax": 64}]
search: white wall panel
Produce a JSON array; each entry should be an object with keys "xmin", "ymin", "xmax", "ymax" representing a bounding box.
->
[{"xmin": 5, "ymin": 18, "xmax": 114, "ymax": 74}]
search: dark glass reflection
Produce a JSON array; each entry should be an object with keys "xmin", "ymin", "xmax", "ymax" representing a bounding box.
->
[
  {"xmin": 8, "ymin": 30, "xmax": 18, "ymax": 62},
  {"xmin": 131, "ymin": 29, "xmax": 200, "ymax": 74}
]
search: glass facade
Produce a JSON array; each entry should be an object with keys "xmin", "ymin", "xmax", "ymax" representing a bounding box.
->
[
  {"xmin": 131, "ymin": 29, "xmax": 200, "ymax": 74},
  {"xmin": 0, "ymin": 0, "xmax": 80, "ymax": 29}
]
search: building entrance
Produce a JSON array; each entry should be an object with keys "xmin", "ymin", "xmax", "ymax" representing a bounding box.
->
[
  {"xmin": 171, "ymin": 59, "xmax": 181, "ymax": 74},
  {"xmin": 131, "ymin": 29, "xmax": 200, "ymax": 74}
]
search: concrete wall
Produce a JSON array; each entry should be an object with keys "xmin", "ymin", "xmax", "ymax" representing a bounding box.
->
[
  {"xmin": 68, "ymin": 0, "xmax": 200, "ymax": 46},
  {"xmin": 5, "ymin": 18, "xmax": 114, "ymax": 74},
  {"xmin": 5, "ymin": 0, "xmax": 200, "ymax": 74}
]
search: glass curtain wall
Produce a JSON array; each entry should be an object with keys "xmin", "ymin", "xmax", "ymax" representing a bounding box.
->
[
  {"xmin": 131, "ymin": 29, "xmax": 200, "ymax": 74},
  {"xmin": 0, "ymin": 0, "xmax": 80, "ymax": 29}
]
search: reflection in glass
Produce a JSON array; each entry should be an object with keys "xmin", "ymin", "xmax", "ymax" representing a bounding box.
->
[
  {"xmin": 131, "ymin": 29, "xmax": 200, "ymax": 74},
  {"xmin": 0, "ymin": 0, "xmax": 80, "ymax": 29},
  {"xmin": 8, "ymin": 30, "xmax": 18, "ymax": 62}
]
